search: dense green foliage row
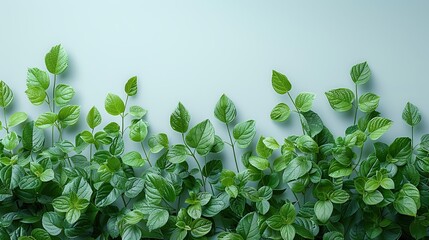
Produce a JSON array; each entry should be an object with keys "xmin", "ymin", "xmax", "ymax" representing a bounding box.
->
[{"xmin": 0, "ymin": 45, "xmax": 428, "ymax": 239}]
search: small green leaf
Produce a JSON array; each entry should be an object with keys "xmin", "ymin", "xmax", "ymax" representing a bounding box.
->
[
  {"xmin": 124, "ymin": 76, "xmax": 138, "ymax": 96},
  {"xmin": 283, "ymin": 156, "xmax": 312, "ymax": 182},
  {"xmin": 190, "ymin": 218, "xmax": 212, "ymax": 238},
  {"xmin": 296, "ymin": 135, "xmax": 318, "ymax": 153},
  {"xmin": 185, "ymin": 119, "xmax": 215, "ymax": 156},
  {"xmin": 148, "ymin": 133, "xmax": 169, "ymax": 153},
  {"xmin": 233, "ymin": 120, "xmax": 256, "ymax": 148},
  {"xmin": 27, "ymin": 68, "xmax": 50, "ymax": 90},
  {"xmin": 328, "ymin": 189, "xmax": 349, "ymax": 204},
  {"xmin": 363, "ymin": 190, "xmax": 384, "ymax": 205},
  {"xmin": 367, "ymin": 117, "xmax": 393, "ymax": 140},
  {"xmin": 295, "ymin": 92, "xmax": 315, "ymax": 112},
  {"xmin": 129, "ymin": 105, "xmax": 147, "ymax": 118},
  {"xmin": 380, "ymin": 178, "xmax": 395, "ymax": 190},
  {"xmin": 40, "ymin": 169, "xmax": 54, "ymax": 182},
  {"xmin": 236, "ymin": 212, "xmax": 260, "ymax": 240},
  {"xmin": 270, "ymin": 103, "xmax": 291, "ymax": 122},
  {"xmin": 266, "ymin": 215, "xmax": 284, "ymax": 230},
  {"xmin": 42, "ymin": 212, "xmax": 63, "ymax": 236},
  {"xmin": 280, "ymin": 202, "xmax": 296, "ymax": 224},
  {"xmin": 2, "ymin": 131, "xmax": 19, "ymax": 151},
  {"xmin": 358, "ymin": 92, "xmax": 380, "ymax": 113},
  {"xmin": 147, "ymin": 209, "xmax": 169, "ymax": 231},
  {"xmin": 256, "ymin": 136, "xmax": 273, "ymax": 158},
  {"xmin": 104, "ymin": 93, "xmax": 125, "ymax": 116},
  {"xmin": 272, "ymin": 70, "xmax": 291, "ymax": 94},
  {"xmin": 129, "ymin": 120, "xmax": 148, "ymax": 142},
  {"xmin": 325, "ymin": 88, "xmax": 354, "ymax": 112},
  {"xmin": 364, "ymin": 178, "xmax": 380, "ymax": 192},
  {"xmin": 25, "ymin": 87, "xmax": 46, "ymax": 106},
  {"xmin": 263, "ymin": 137, "xmax": 280, "ymax": 150},
  {"xmin": 394, "ymin": 195, "xmax": 417, "ymax": 216},
  {"xmin": 314, "ymin": 200, "xmax": 333, "ymax": 223},
  {"xmin": 214, "ymin": 94, "xmax": 236, "ymax": 124},
  {"xmin": 65, "ymin": 209, "xmax": 81, "ymax": 224},
  {"xmin": 45, "ymin": 44, "xmax": 68, "ymax": 74},
  {"xmin": 225, "ymin": 185, "xmax": 239, "ymax": 198},
  {"xmin": 0, "ymin": 81, "xmax": 13, "ymax": 108},
  {"xmin": 35, "ymin": 112, "xmax": 58, "ymax": 129},
  {"xmin": 58, "ymin": 105, "xmax": 80, "ymax": 126},
  {"xmin": 281, "ymin": 225, "xmax": 296, "ymax": 240},
  {"xmin": 54, "ymin": 84, "xmax": 75, "ymax": 106},
  {"xmin": 167, "ymin": 144, "xmax": 189, "ymax": 163},
  {"xmin": 249, "ymin": 156, "xmax": 269, "ymax": 170},
  {"xmin": 350, "ymin": 61, "xmax": 370, "ymax": 85},
  {"xmin": 8, "ymin": 112, "xmax": 28, "ymax": 128},
  {"xmin": 402, "ymin": 102, "xmax": 421, "ymax": 127},
  {"xmin": 170, "ymin": 102, "xmax": 190, "ymax": 133},
  {"xmin": 86, "ymin": 106, "xmax": 102, "ymax": 129},
  {"xmin": 122, "ymin": 151, "xmax": 145, "ymax": 167},
  {"xmin": 53, "ymin": 196, "xmax": 70, "ymax": 213},
  {"xmin": 22, "ymin": 121, "xmax": 45, "ymax": 152}
]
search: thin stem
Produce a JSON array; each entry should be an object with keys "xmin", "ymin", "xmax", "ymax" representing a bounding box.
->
[
  {"xmin": 353, "ymin": 84, "xmax": 358, "ymax": 125},
  {"xmin": 141, "ymin": 142, "xmax": 152, "ymax": 167},
  {"xmin": 182, "ymin": 134, "xmax": 206, "ymax": 190},
  {"xmin": 226, "ymin": 123, "xmax": 239, "ymax": 172},
  {"xmin": 52, "ymin": 74, "xmax": 57, "ymax": 146},
  {"xmin": 287, "ymin": 92, "xmax": 306, "ymax": 135},
  {"xmin": 121, "ymin": 96, "xmax": 129, "ymax": 136},
  {"xmin": 292, "ymin": 192, "xmax": 301, "ymax": 207},
  {"xmin": 89, "ymin": 128, "xmax": 94, "ymax": 160},
  {"xmin": 2, "ymin": 107, "xmax": 9, "ymax": 134},
  {"xmin": 411, "ymin": 126, "xmax": 414, "ymax": 149},
  {"xmin": 352, "ymin": 145, "xmax": 365, "ymax": 172},
  {"xmin": 121, "ymin": 195, "xmax": 127, "ymax": 207}
]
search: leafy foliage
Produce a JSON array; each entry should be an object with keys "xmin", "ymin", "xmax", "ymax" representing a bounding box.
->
[{"xmin": 0, "ymin": 48, "xmax": 428, "ymax": 240}]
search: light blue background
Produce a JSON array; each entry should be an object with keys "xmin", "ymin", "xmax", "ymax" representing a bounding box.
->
[{"xmin": 1, "ymin": 1, "xmax": 429, "ymax": 164}]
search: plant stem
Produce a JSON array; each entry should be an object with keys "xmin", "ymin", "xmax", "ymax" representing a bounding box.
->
[
  {"xmin": 411, "ymin": 126, "xmax": 414, "ymax": 149},
  {"xmin": 292, "ymin": 192, "xmax": 301, "ymax": 207},
  {"xmin": 121, "ymin": 96, "xmax": 129, "ymax": 136},
  {"xmin": 52, "ymin": 74, "xmax": 57, "ymax": 146},
  {"xmin": 2, "ymin": 107, "xmax": 9, "ymax": 134},
  {"xmin": 287, "ymin": 92, "xmax": 306, "ymax": 135},
  {"xmin": 353, "ymin": 84, "xmax": 358, "ymax": 125},
  {"xmin": 141, "ymin": 142, "xmax": 152, "ymax": 167},
  {"xmin": 226, "ymin": 123, "xmax": 239, "ymax": 172},
  {"xmin": 182, "ymin": 134, "xmax": 206, "ymax": 190},
  {"xmin": 352, "ymin": 145, "xmax": 365, "ymax": 172},
  {"xmin": 121, "ymin": 195, "xmax": 127, "ymax": 207}
]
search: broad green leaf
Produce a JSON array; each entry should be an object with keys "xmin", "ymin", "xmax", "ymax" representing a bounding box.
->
[
  {"xmin": 394, "ymin": 195, "xmax": 417, "ymax": 216},
  {"xmin": 295, "ymin": 92, "xmax": 315, "ymax": 112},
  {"xmin": 2, "ymin": 131, "xmax": 19, "ymax": 150},
  {"xmin": 314, "ymin": 200, "xmax": 333, "ymax": 223},
  {"xmin": 40, "ymin": 169, "xmax": 54, "ymax": 182},
  {"xmin": 296, "ymin": 135, "xmax": 318, "ymax": 153},
  {"xmin": 210, "ymin": 135, "xmax": 224, "ymax": 153},
  {"xmin": 45, "ymin": 44, "xmax": 68, "ymax": 74},
  {"xmin": 129, "ymin": 105, "xmax": 147, "ymax": 118},
  {"xmin": 283, "ymin": 156, "xmax": 312, "ymax": 182},
  {"xmin": 202, "ymin": 197, "xmax": 225, "ymax": 217},
  {"xmin": 236, "ymin": 212, "xmax": 260, "ymax": 240},
  {"xmin": 58, "ymin": 105, "xmax": 80, "ymax": 126},
  {"xmin": 27, "ymin": 68, "xmax": 50, "ymax": 90},
  {"xmin": 22, "ymin": 121, "xmax": 44, "ymax": 152},
  {"xmin": 167, "ymin": 144, "xmax": 189, "ymax": 163},
  {"xmin": 328, "ymin": 190, "xmax": 349, "ymax": 204},
  {"xmin": 325, "ymin": 88, "xmax": 354, "ymax": 112},
  {"xmin": 146, "ymin": 173, "xmax": 176, "ymax": 202},
  {"xmin": 54, "ymin": 84, "xmax": 75, "ymax": 106},
  {"xmin": 399, "ymin": 183, "xmax": 420, "ymax": 209},
  {"xmin": 187, "ymin": 203, "xmax": 202, "ymax": 219},
  {"xmin": 256, "ymin": 136, "xmax": 273, "ymax": 158},
  {"xmin": 125, "ymin": 177, "xmax": 145, "ymax": 198},
  {"xmin": 266, "ymin": 215, "xmax": 284, "ymax": 230},
  {"xmin": 363, "ymin": 190, "xmax": 384, "ymax": 205},
  {"xmin": 380, "ymin": 178, "xmax": 395, "ymax": 190},
  {"xmin": 328, "ymin": 160, "xmax": 352, "ymax": 178},
  {"xmin": 0, "ymin": 81, "xmax": 13, "ymax": 108},
  {"xmin": 129, "ymin": 120, "xmax": 148, "ymax": 142},
  {"xmin": 218, "ymin": 233, "xmax": 244, "ymax": 240},
  {"xmin": 185, "ymin": 119, "xmax": 215, "ymax": 156},
  {"xmin": 35, "ymin": 112, "xmax": 58, "ymax": 129},
  {"xmin": 31, "ymin": 228, "xmax": 51, "ymax": 240},
  {"xmin": 323, "ymin": 231, "xmax": 344, "ymax": 240},
  {"xmin": 148, "ymin": 133, "xmax": 169, "ymax": 153},
  {"xmin": 104, "ymin": 93, "xmax": 125, "ymax": 116},
  {"xmin": 147, "ymin": 209, "xmax": 168, "ymax": 231},
  {"xmin": 42, "ymin": 212, "xmax": 63, "ymax": 236},
  {"xmin": 124, "ymin": 210, "xmax": 144, "ymax": 225},
  {"xmin": 249, "ymin": 156, "xmax": 269, "ymax": 171},
  {"xmin": 270, "ymin": 103, "xmax": 291, "ymax": 122},
  {"xmin": 65, "ymin": 208, "xmax": 81, "ymax": 224},
  {"xmin": 214, "ymin": 94, "xmax": 236, "ymax": 123},
  {"xmin": 272, "ymin": 70, "xmax": 291, "ymax": 94},
  {"xmin": 190, "ymin": 218, "xmax": 212, "ymax": 238},
  {"xmin": 122, "ymin": 225, "xmax": 142, "ymax": 240},
  {"xmin": 367, "ymin": 117, "xmax": 393, "ymax": 140},
  {"xmin": 387, "ymin": 137, "xmax": 411, "ymax": 166},
  {"xmin": 202, "ymin": 159, "xmax": 223, "ymax": 177},
  {"xmin": 358, "ymin": 93, "xmax": 379, "ymax": 113},
  {"xmin": 63, "ymin": 177, "xmax": 93, "ymax": 201},
  {"xmin": 122, "ymin": 151, "xmax": 145, "ymax": 167},
  {"xmin": 364, "ymin": 178, "xmax": 380, "ymax": 192},
  {"xmin": 170, "ymin": 102, "xmax": 190, "ymax": 133},
  {"xmin": 280, "ymin": 202, "xmax": 296, "ymax": 224},
  {"xmin": 402, "ymin": 102, "xmax": 421, "ymax": 127},
  {"xmin": 170, "ymin": 228, "xmax": 187, "ymax": 240},
  {"xmin": 86, "ymin": 106, "xmax": 102, "ymax": 129},
  {"xmin": 300, "ymin": 111, "xmax": 324, "ymax": 137},
  {"xmin": 410, "ymin": 220, "xmax": 427, "ymax": 240},
  {"xmin": 25, "ymin": 87, "xmax": 45, "ymax": 106},
  {"xmin": 233, "ymin": 120, "xmax": 256, "ymax": 148},
  {"xmin": 53, "ymin": 196, "xmax": 70, "ymax": 212},
  {"xmin": 281, "ymin": 225, "xmax": 296, "ymax": 240},
  {"xmin": 95, "ymin": 184, "xmax": 121, "ymax": 207},
  {"xmin": 124, "ymin": 76, "xmax": 138, "ymax": 96},
  {"xmin": 8, "ymin": 112, "xmax": 28, "ymax": 128},
  {"xmin": 350, "ymin": 61, "xmax": 370, "ymax": 85},
  {"xmin": 263, "ymin": 137, "xmax": 280, "ymax": 150},
  {"xmin": 225, "ymin": 185, "xmax": 238, "ymax": 198}
]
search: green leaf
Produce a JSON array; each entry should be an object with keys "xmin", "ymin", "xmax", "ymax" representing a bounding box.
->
[
  {"xmin": 328, "ymin": 160, "xmax": 352, "ymax": 178},
  {"xmin": 42, "ymin": 212, "xmax": 63, "ymax": 236},
  {"xmin": 25, "ymin": 87, "xmax": 45, "ymax": 106},
  {"xmin": 364, "ymin": 178, "xmax": 380, "ymax": 192},
  {"xmin": 233, "ymin": 120, "xmax": 256, "ymax": 148},
  {"xmin": 283, "ymin": 156, "xmax": 312, "ymax": 182},
  {"xmin": 185, "ymin": 119, "xmax": 215, "ymax": 156},
  {"xmin": 266, "ymin": 215, "xmax": 284, "ymax": 230},
  {"xmin": 0, "ymin": 81, "xmax": 13, "ymax": 108},
  {"xmin": 295, "ymin": 92, "xmax": 315, "ymax": 112},
  {"xmin": 300, "ymin": 111, "xmax": 324, "ymax": 137},
  {"xmin": 236, "ymin": 212, "xmax": 260, "ymax": 240},
  {"xmin": 54, "ymin": 84, "xmax": 75, "ymax": 106},
  {"xmin": 170, "ymin": 228, "xmax": 187, "ymax": 240},
  {"xmin": 58, "ymin": 105, "xmax": 80, "ymax": 126},
  {"xmin": 124, "ymin": 76, "xmax": 138, "ymax": 96},
  {"xmin": 8, "ymin": 112, "xmax": 28, "ymax": 128},
  {"xmin": 95, "ymin": 184, "xmax": 121, "ymax": 207},
  {"xmin": 263, "ymin": 137, "xmax": 280, "ymax": 150},
  {"xmin": 27, "ymin": 68, "xmax": 50, "ymax": 90},
  {"xmin": 122, "ymin": 151, "xmax": 145, "ymax": 167},
  {"xmin": 148, "ymin": 133, "xmax": 169, "ymax": 153},
  {"xmin": 214, "ymin": 94, "xmax": 236, "ymax": 123},
  {"xmin": 249, "ymin": 156, "xmax": 269, "ymax": 170},
  {"xmin": 225, "ymin": 185, "xmax": 238, "ymax": 198},
  {"xmin": 65, "ymin": 208, "xmax": 81, "ymax": 224},
  {"xmin": 146, "ymin": 173, "xmax": 176, "ymax": 202},
  {"xmin": 367, "ymin": 117, "xmax": 393, "ymax": 140},
  {"xmin": 325, "ymin": 88, "xmax": 354, "ymax": 112},
  {"xmin": 190, "ymin": 218, "xmax": 212, "ymax": 238},
  {"xmin": 129, "ymin": 120, "xmax": 148, "ymax": 142},
  {"xmin": 350, "ymin": 61, "xmax": 370, "ymax": 85},
  {"xmin": 296, "ymin": 135, "xmax": 318, "ymax": 153},
  {"xmin": 256, "ymin": 136, "xmax": 273, "ymax": 158},
  {"xmin": 104, "ymin": 93, "xmax": 125, "ymax": 116},
  {"xmin": 280, "ymin": 202, "xmax": 296, "ymax": 224},
  {"xmin": 53, "ymin": 196, "xmax": 70, "ymax": 213},
  {"xmin": 281, "ymin": 225, "xmax": 296, "ymax": 240},
  {"xmin": 170, "ymin": 102, "xmax": 190, "ymax": 133},
  {"xmin": 358, "ymin": 93, "xmax": 380, "ymax": 113},
  {"xmin": 402, "ymin": 102, "xmax": 421, "ymax": 127},
  {"xmin": 394, "ymin": 195, "xmax": 417, "ymax": 216},
  {"xmin": 86, "ymin": 106, "xmax": 102, "ymax": 129},
  {"xmin": 363, "ymin": 190, "xmax": 384, "ymax": 205},
  {"xmin": 2, "ymin": 131, "xmax": 19, "ymax": 150},
  {"xmin": 270, "ymin": 103, "xmax": 291, "ymax": 122},
  {"xmin": 323, "ymin": 231, "xmax": 344, "ymax": 240},
  {"xmin": 410, "ymin": 220, "xmax": 427, "ymax": 240},
  {"xmin": 328, "ymin": 190, "xmax": 350, "ymax": 204},
  {"xmin": 40, "ymin": 169, "xmax": 54, "ymax": 182},
  {"xmin": 31, "ymin": 228, "xmax": 51, "ymax": 240},
  {"xmin": 129, "ymin": 105, "xmax": 147, "ymax": 118},
  {"xmin": 125, "ymin": 177, "xmax": 145, "ymax": 198},
  {"xmin": 314, "ymin": 200, "xmax": 333, "ymax": 223},
  {"xmin": 380, "ymin": 178, "xmax": 395, "ymax": 190},
  {"xmin": 272, "ymin": 70, "xmax": 291, "ymax": 94},
  {"xmin": 147, "ymin": 209, "xmax": 169, "ymax": 231},
  {"xmin": 202, "ymin": 159, "xmax": 223, "ymax": 178},
  {"xmin": 45, "ymin": 44, "xmax": 68, "ymax": 74},
  {"xmin": 22, "ymin": 121, "xmax": 45, "ymax": 152},
  {"xmin": 167, "ymin": 144, "xmax": 189, "ymax": 163},
  {"xmin": 122, "ymin": 225, "xmax": 142, "ymax": 240},
  {"xmin": 63, "ymin": 177, "xmax": 93, "ymax": 201}
]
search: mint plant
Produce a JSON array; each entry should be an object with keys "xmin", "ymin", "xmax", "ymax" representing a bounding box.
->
[{"xmin": 0, "ymin": 45, "xmax": 428, "ymax": 240}]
